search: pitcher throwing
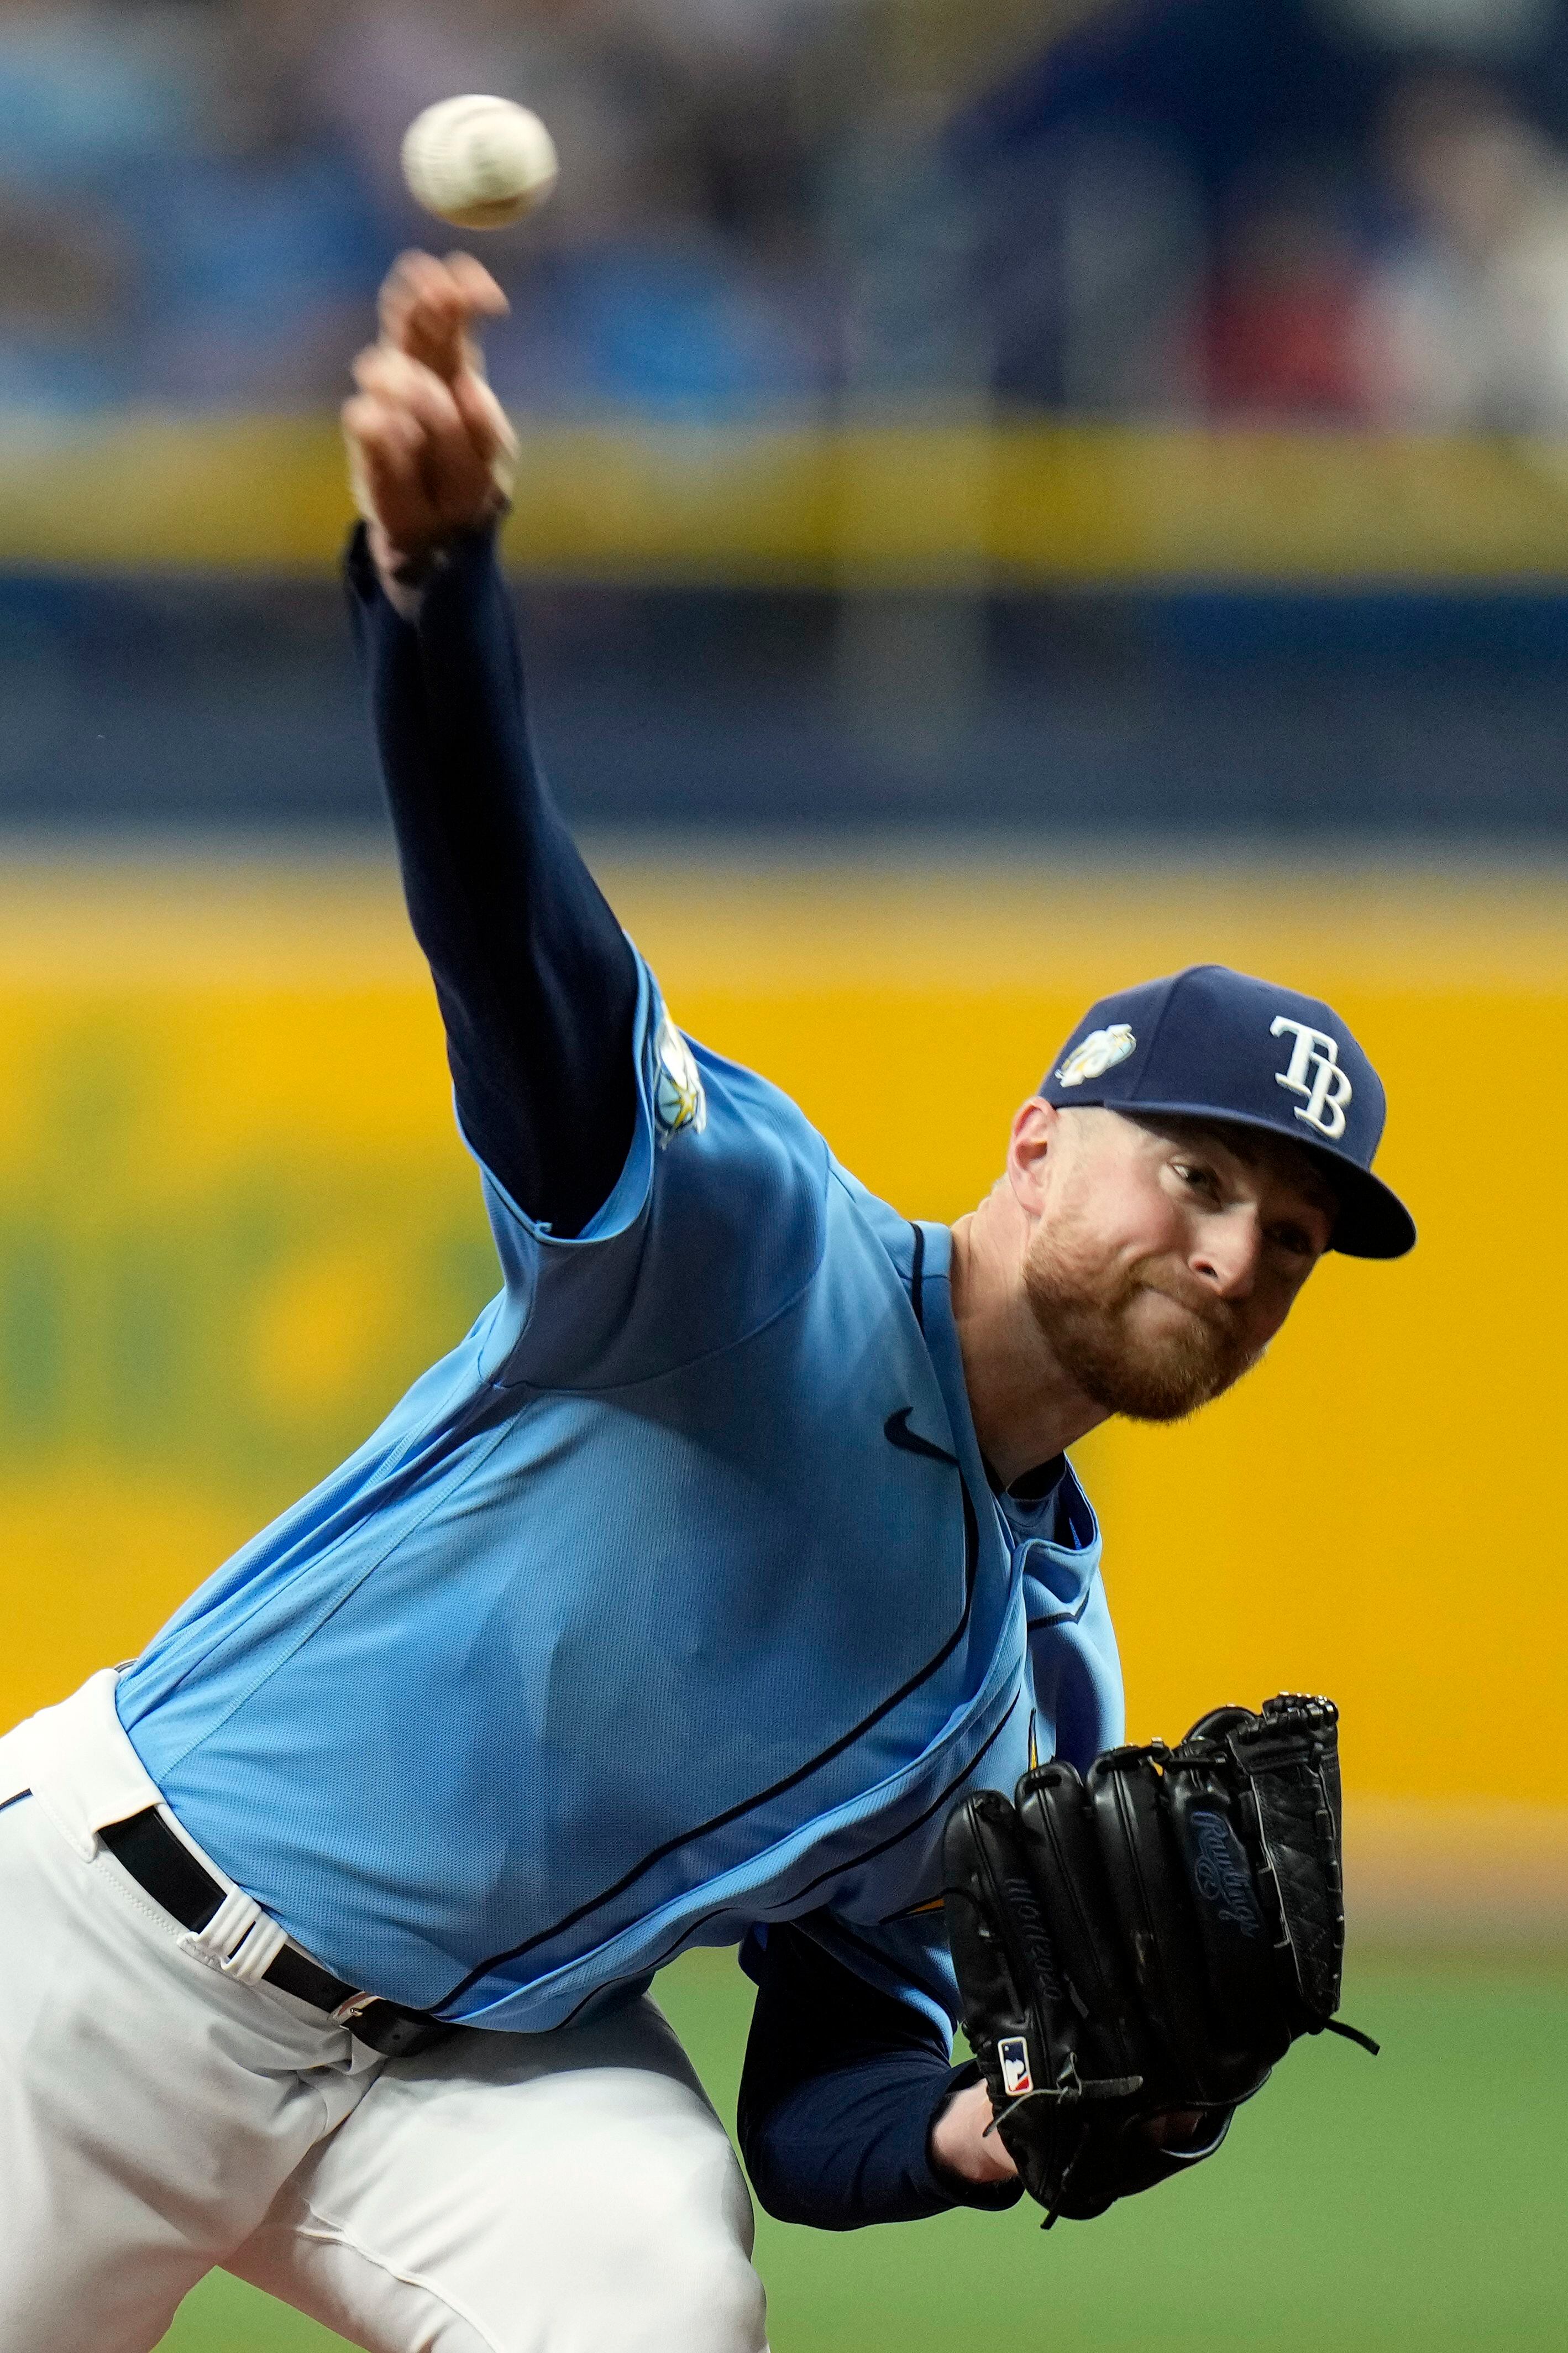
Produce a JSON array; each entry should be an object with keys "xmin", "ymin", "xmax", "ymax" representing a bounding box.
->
[{"xmin": 0, "ymin": 253, "xmax": 1415, "ymax": 2353}]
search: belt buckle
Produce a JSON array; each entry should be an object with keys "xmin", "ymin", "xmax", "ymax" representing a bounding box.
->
[{"xmin": 330, "ymin": 1991, "xmax": 380, "ymax": 2027}]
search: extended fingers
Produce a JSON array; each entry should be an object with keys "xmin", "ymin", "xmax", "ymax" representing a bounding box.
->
[
  {"xmin": 379, "ymin": 249, "xmax": 508, "ymax": 379},
  {"xmin": 379, "ymin": 252, "xmax": 464, "ymax": 375},
  {"xmin": 444, "ymin": 250, "xmax": 508, "ymax": 319}
]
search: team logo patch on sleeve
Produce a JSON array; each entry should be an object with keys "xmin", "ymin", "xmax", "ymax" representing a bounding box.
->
[
  {"xmin": 653, "ymin": 1016, "xmax": 708, "ymax": 1142},
  {"xmin": 998, "ymin": 2036, "xmax": 1034, "ymax": 2097},
  {"xmin": 1055, "ymin": 1024, "xmax": 1136, "ymax": 1087}
]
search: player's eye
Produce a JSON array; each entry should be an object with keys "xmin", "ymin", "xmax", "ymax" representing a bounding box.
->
[
  {"xmin": 1173, "ymin": 1159, "xmax": 1220, "ymax": 1198},
  {"xmin": 1268, "ymin": 1222, "xmax": 1318, "ymax": 1260}
]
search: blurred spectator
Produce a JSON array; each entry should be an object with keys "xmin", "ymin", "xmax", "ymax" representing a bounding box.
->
[
  {"xmin": 1361, "ymin": 71, "xmax": 1568, "ymax": 429},
  {"xmin": 1317, "ymin": 0, "xmax": 1555, "ymax": 64},
  {"xmin": 0, "ymin": 0, "xmax": 858, "ymax": 415},
  {"xmin": 0, "ymin": 190, "xmax": 134, "ymax": 407},
  {"xmin": 1200, "ymin": 179, "xmax": 1369, "ymax": 419},
  {"xmin": 0, "ymin": 0, "xmax": 194, "ymax": 407},
  {"xmin": 971, "ymin": 124, "xmax": 1203, "ymax": 414},
  {"xmin": 0, "ymin": 0, "xmax": 204, "ymax": 183},
  {"xmin": 12, "ymin": 0, "xmax": 1568, "ymax": 424}
]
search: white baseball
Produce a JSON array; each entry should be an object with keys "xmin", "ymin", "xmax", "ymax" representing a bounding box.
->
[{"xmin": 401, "ymin": 96, "xmax": 559, "ymax": 231}]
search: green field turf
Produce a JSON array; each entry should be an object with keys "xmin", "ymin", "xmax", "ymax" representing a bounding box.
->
[{"xmin": 158, "ymin": 1950, "xmax": 1566, "ymax": 2353}]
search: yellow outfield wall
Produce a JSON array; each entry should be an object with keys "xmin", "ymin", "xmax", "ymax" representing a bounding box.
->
[{"xmin": 0, "ymin": 854, "xmax": 1562, "ymax": 1831}]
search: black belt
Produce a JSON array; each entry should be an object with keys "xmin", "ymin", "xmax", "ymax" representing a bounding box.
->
[{"xmin": 98, "ymin": 1808, "xmax": 453, "ymax": 2060}]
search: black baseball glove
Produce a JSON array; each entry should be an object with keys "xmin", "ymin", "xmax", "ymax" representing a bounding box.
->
[{"xmin": 943, "ymin": 1693, "xmax": 1377, "ymax": 2226}]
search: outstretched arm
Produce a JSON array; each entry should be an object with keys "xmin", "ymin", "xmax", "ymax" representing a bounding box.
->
[{"xmin": 343, "ymin": 253, "xmax": 639, "ymax": 1236}]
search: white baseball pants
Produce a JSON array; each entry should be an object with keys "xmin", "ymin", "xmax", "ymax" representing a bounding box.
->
[{"xmin": 0, "ymin": 1675, "xmax": 768, "ymax": 2353}]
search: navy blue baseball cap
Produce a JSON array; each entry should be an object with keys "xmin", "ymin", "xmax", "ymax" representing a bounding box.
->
[{"xmin": 1040, "ymin": 965, "xmax": 1415, "ymax": 1259}]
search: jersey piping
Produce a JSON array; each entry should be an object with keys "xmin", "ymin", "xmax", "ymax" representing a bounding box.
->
[
  {"xmin": 436, "ymin": 1467, "xmax": 984, "ymax": 2009},
  {"xmin": 560, "ymin": 1693, "xmax": 1021, "ymax": 2004},
  {"xmin": 1027, "ymin": 1582, "xmax": 1102, "ymax": 1632}
]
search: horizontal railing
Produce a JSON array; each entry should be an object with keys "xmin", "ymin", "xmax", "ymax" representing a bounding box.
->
[{"xmin": 4, "ymin": 417, "xmax": 1568, "ymax": 583}]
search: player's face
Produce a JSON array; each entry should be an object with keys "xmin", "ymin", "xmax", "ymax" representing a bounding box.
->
[{"xmin": 1021, "ymin": 1110, "xmax": 1335, "ymax": 1422}]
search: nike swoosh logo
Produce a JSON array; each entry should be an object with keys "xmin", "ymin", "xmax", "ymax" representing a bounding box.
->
[{"xmin": 883, "ymin": 1408, "xmax": 959, "ymax": 1467}]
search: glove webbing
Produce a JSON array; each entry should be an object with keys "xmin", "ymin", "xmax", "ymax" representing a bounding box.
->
[{"xmin": 1228, "ymin": 1699, "xmax": 1379, "ymax": 2055}]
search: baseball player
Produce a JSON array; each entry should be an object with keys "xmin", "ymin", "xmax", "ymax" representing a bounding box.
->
[{"xmin": 0, "ymin": 253, "xmax": 1415, "ymax": 2353}]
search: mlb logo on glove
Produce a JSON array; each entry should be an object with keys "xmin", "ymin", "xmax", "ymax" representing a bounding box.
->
[{"xmin": 998, "ymin": 2037, "xmax": 1034, "ymax": 2098}]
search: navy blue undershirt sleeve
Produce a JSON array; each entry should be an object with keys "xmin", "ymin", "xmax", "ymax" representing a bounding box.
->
[
  {"xmin": 345, "ymin": 524, "xmax": 639, "ymax": 1238},
  {"xmin": 737, "ymin": 1923, "xmax": 1024, "ymax": 2230}
]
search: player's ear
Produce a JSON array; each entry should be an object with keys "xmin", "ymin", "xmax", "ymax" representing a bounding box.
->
[{"xmin": 1005, "ymin": 1097, "xmax": 1057, "ymax": 1219}]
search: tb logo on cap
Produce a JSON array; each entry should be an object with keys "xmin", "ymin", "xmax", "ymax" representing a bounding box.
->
[{"xmin": 1271, "ymin": 1016, "xmax": 1353, "ymax": 1139}]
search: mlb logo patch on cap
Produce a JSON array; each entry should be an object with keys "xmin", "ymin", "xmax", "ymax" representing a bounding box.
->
[{"xmin": 998, "ymin": 2036, "xmax": 1034, "ymax": 2097}]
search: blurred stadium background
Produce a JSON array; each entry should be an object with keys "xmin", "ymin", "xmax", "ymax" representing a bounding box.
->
[{"xmin": 0, "ymin": 0, "xmax": 1564, "ymax": 2346}]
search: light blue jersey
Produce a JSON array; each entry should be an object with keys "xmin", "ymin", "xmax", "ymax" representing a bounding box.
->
[{"xmin": 117, "ymin": 956, "xmax": 1122, "ymax": 2033}]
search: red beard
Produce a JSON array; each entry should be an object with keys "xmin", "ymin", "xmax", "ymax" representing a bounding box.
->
[{"xmin": 1023, "ymin": 1240, "xmax": 1264, "ymax": 1424}]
